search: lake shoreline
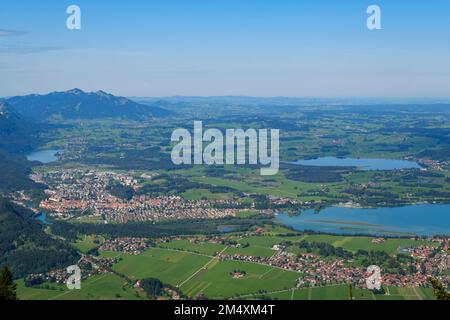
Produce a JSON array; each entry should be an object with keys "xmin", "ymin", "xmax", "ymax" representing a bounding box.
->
[
  {"xmin": 290, "ymin": 156, "xmax": 422, "ymax": 171},
  {"xmin": 26, "ymin": 149, "xmax": 62, "ymax": 164},
  {"xmin": 275, "ymin": 203, "xmax": 450, "ymax": 237}
]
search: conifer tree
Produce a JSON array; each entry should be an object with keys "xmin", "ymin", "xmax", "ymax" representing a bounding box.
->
[
  {"xmin": 429, "ymin": 278, "xmax": 450, "ymax": 300},
  {"xmin": 0, "ymin": 267, "xmax": 17, "ymax": 300}
]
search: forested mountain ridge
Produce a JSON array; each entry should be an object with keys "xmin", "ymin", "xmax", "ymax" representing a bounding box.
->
[
  {"xmin": 0, "ymin": 101, "xmax": 39, "ymax": 153},
  {"xmin": 6, "ymin": 88, "xmax": 172, "ymax": 122},
  {"xmin": 0, "ymin": 198, "xmax": 80, "ymax": 278},
  {"xmin": 0, "ymin": 101, "xmax": 43, "ymax": 193}
]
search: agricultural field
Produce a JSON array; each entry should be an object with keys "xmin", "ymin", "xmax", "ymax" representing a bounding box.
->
[
  {"xmin": 180, "ymin": 260, "xmax": 299, "ymax": 299},
  {"xmin": 100, "ymin": 248, "xmax": 211, "ymax": 286},
  {"xmin": 16, "ymin": 273, "xmax": 143, "ymax": 300},
  {"xmin": 157, "ymin": 239, "xmax": 226, "ymax": 256},
  {"xmin": 264, "ymin": 285, "xmax": 435, "ymax": 300},
  {"xmin": 177, "ymin": 166, "xmax": 334, "ymax": 201},
  {"xmin": 223, "ymin": 232, "xmax": 436, "ymax": 256},
  {"xmin": 182, "ymin": 188, "xmax": 233, "ymax": 200},
  {"xmin": 72, "ymin": 235, "xmax": 105, "ymax": 253},
  {"xmin": 223, "ymin": 245, "xmax": 277, "ymax": 258},
  {"xmin": 16, "ymin": 230, "xmax": 444, "ymax": 300},
  {"xmin": 296, "ymin": 235, "xmax": 438, "ymax": 255},
  {"xmin": 17, "ymin": 277, "xmax": 435, "ymax": 301}
]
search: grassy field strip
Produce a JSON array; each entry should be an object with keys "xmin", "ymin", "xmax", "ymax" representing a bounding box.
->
[
  {"xmin": 259, "ymin": 185, "xmax": 299, "ymax": 198},
  {"xmin": 154, "ymin": 246, "xmax": 300, "ymax": 288},
  {"xmin": 247, "ymin": 285, "xmax": 367, "ymax": 300},
  {"xmin": 239, "ymin": 283, "xmax": 354, "ymax": 300},
  {"xmin": 238, "ymin": 287, "xmax": 295, "ymax": 299},
  {"xmin": 269, "ymin": 251, "xmax": 279, "ymax": 259},
  {"xmin": 412, "ymin": 287, "xmax": 423, "ymax": 300},
  {"xmin": 186, "ymin": 282, "xmax": 212, "ymax": 297},
  {"xmin": 188, "ymin": 175, "xmax": 300, "ymax": 198},
  {"xmin": 249, "ymin": 260, "xmax": 301, "ymax": 274},
  {"xmin": 156, "ymin": 246, "xmax": 215, "ymax": 258},
  {"xmin": 177, "ymin": 247, "xmax": 228, "ymax": 288},
  {"xmin": 259, "ymin": 267, "xmax": 276, "ymax": 279},
  {"xmin": 158, "ymin": 240, "xmax": 300, "ymax": 278},
  {"xmin": 47, "ymin": 272, "xmax": 113, "ymax": 300},
  {"xmin": 332, "ymin": 237, "xmax": 353, "ymax": 248}
]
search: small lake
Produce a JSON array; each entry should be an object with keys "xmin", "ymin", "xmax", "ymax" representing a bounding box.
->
[
  {"xmin": 292, "ymin": 157, "xmax": 421, "ymax": 171},
  {"xmin": 35, "ymin": 212, "xmax": 52, "ymax": 225},
  {"xmin": 275, "ymin": 204, "xmax": 450, "ymax": 236},
  {"xmin": 217, "ymin": 225, "xmax": 239, "ymax": 233},
  {"xmin": 27, "ymin": 149, "xmax": 61, "ymax": 164}
]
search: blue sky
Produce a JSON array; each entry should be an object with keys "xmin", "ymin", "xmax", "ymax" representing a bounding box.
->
[{"xmin": 1, "ymin": 0, "xmax": 449, "ymax": 97}]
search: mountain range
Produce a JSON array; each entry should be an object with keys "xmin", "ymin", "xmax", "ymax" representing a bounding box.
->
[{"xmin": 4, "ymin": 88, "xmax": 172, "ymax": 122}]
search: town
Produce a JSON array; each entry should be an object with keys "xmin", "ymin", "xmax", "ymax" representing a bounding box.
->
[{"xmin": 33, "ymin": 169, "xmax": 241, "ymax": 222}]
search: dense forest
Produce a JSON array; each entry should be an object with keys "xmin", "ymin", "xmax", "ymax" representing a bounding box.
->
[
  {"xmin": 0, "ymin": 101, "xmax": 45, "ymax": 193},
  {"xmin": 0, "ymin": 150, "xmax": 45, "ymax": 193},
  {"xmin": 0, "ymin": 101, "xmax": 39, "ymax": 153},
  {"xmin": 0, "ymin": 198, "xmax": 79, "ymax": 278},
  {"xmin": 50, "ymin": 217, "xmax": 272, "ymax": 240}
]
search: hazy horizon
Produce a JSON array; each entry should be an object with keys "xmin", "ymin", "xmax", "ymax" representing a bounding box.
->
[{"xmin": 3, "ymin": 88, "xmax": 450, "ymax": 104}]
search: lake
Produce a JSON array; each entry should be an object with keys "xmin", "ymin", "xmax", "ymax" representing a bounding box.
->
[
  {"xmin": 35, "ymin": 212, "xmax": 52, "ymax": 225},
  {"xmin": 275, "ymin": 204, "xmax": 450, "ymax": 236},
  {"xmin": 217, "ymin": 225, "xmax": 239, "ymax": 233},
  {"xmin": 292, "ymin": 157, "xmax": 421, "ymax": 170},
  {"xmin": 27, "ymin": 149, "xmax": 61, "ymax": 164}
]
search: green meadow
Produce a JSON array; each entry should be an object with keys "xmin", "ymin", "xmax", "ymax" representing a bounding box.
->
[
  {"xmin": 100, "ymin": 248, "xmax": 211, "ymax": 286},
  {"xmin": 223, "ymin": 245, "xmax": 276, "ymax": 258},
  {"xmin": 72, "ymin": 234, "xmax": 105, "ymax": 253},
  {"xmin": 299, "ymin": 235, "xmax": 437, "ymax": 255},
  {"xmin": 182, "ymin": 188, "xmax": 233, "ymax": 200},
  {"xmin": 157, "ymin": 239, "xmax": 226, "ymax": 256},
  {"xmin": 180, "ymin": 260, "xmax": 299, "ymax": 299},
  {"xmin": 17, "ymin": 230, "xmax": 441, "ymax": 300},
  {"xmin": 265, "ymin": 285, "xmax": 435, "ymax": 300},
  {"xmin": 17, "ymin": 273, "xmax": 143, "ymax": 300}
]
